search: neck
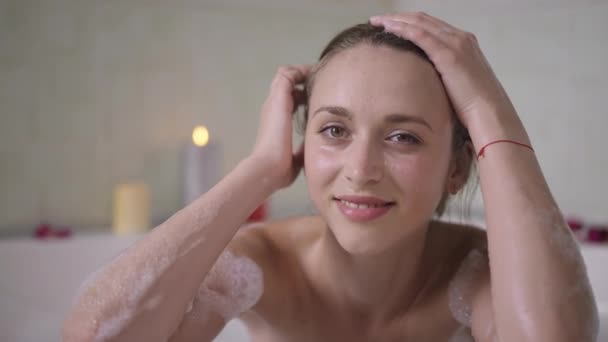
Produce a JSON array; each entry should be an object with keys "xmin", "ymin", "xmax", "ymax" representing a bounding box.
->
[{"xmin": 314, "ymin": 220, "xmax": 434, "ymax": 318}]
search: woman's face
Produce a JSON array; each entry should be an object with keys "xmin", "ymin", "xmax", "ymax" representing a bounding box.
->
[{"xmin": 305, "ymin": 43, "xmax": 456, "ymax": 255}]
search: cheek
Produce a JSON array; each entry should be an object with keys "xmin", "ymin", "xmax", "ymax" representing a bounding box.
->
[
  {"xmin": 384, "ymin": 154, "xmax": 448, "ymax": 195},
  {"xmin": 305, "ymin": 144, "xmax": 340, "ymax": 184},
  {"xmin": 304, "ymin": 140, "xmax": 342, "ymax": 203}
]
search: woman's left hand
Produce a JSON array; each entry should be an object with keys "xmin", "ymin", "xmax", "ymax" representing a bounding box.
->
[{"xmin": 369, "ymin": 12, "xmax": 515, "ymax": 128}]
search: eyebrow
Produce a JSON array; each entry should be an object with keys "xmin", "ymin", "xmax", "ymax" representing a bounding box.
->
[{"xmin": 312, "ymin": 105, "xmax": 433, "ymax": 132}]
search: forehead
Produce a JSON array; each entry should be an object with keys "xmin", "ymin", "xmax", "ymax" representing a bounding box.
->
[{"xmin": 309, "ymin": 44, "xmax": 452, "ymax": 124}]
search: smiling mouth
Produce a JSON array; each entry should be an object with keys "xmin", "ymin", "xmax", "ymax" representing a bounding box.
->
[
  {"xmin": 332, "ymin": 196, "xmax": 396, "ymax": 222},
  {"xmin": 332, "ymin": 196, "xmax": 396, "ymax": 208},
  {"xmin": 334, "ymin": 198, "xmax": 394, "ymax": 209}
]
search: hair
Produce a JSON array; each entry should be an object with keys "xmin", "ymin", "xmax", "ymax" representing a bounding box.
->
[{"xmin": 297, "ymin": 23, "xmax": 478, "ymax": 219}]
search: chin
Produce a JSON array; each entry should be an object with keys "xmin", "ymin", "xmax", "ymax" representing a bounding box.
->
[
  {"xmin": 323, "ymin": 200, "xmax": 432, "ymax": 256},
  {"xmin": 326, "ymin": 216, "xmax": 399, "ymax": 256}
]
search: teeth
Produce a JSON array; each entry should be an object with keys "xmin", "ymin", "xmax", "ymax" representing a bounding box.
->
[{"xmin": 339, "ymin": 200, "xmax": 386, "ymax": 209}]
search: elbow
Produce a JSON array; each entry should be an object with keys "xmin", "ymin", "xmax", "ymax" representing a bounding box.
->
[
  {"xmin": 61, "ymin": 322, "xmax": 95, "ymax": 342},
  {"xmin": 62, "ymin": 314, "xmax": 99, "ymax": 342},
  {"xmin": 62, "ymin": 329, "xmax": 96, "ymax": 342},
  {"xmin": 562, "ymin": 288, "xmax": 600, "ymax": 342},
  {"xmin": 574, "ymin": 299, "xmax": 600, "ymax": 342}
]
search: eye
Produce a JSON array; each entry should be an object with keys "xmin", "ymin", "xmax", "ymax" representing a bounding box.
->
[
  {"xmin": 319, "ymin": 125, "xmax": 349, "ymax": 139},
  {"xmin": 388, "ymin": 132, "xmax": 421, "ymax": 145}
]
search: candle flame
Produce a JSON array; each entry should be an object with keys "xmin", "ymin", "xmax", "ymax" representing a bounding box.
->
[{"xmin": 192, "ymin": 126, "xmax": 210, "ymax": 147}]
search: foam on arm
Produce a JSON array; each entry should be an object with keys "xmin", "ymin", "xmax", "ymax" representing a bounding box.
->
[{"xmin": 62, "ymin": 157, "xmax": 275, "ymax": 342}]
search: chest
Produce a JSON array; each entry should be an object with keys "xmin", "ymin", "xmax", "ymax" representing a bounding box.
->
[{"xmin": 245, "ymin": 291, "xmax": 467, "ymax": 342}]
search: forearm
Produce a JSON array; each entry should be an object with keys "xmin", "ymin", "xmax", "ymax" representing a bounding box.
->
[
  {"xmin": 468, "ymin": 106, "xmax": 598, "ymax": 341},
  {"xmin": 63, "ymin": 156, "xmax": 276, "ymax": 341}
]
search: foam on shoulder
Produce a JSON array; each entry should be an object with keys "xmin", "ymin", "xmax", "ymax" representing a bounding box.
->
[
  {"xmin": 448, "ymin": 249, "xmax": 488, "ymax": 327},
  {"xmin": 187, "ymin": 250, "xmax": 264, "ymax": 321}
]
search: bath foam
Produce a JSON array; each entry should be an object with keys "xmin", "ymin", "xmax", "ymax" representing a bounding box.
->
[
  {"xmin": 89, "ymin": 192, "xmax": 228, "ymax": 341},
  {"xmin": 528, "ymin": 187, "xmax": 582, "ymax": 263},
  {"xmin": 448, "ymin": 325, "xmax": 475, "ymax": 342},
  {"xmin": 143, "ymin": 294, "xmax": 163, "ymax": 311},
  {"xmin": 542, "ymin": 207, "xmax": 600, "ymax": 340},
  {"xmin": 89, "ymin": 252, "xmax": 158, "ymax": 342},
  {"xmin": 70, "ymin": 185, "xmax": 237, "ymax": 341},
  {"xmin": 176, "ymin": 185, "xmax": 239, "ymax": 261},
  {"xmin": 93, "ymin": 257, "xmax": 172, "ymax": 342},
  {"xmin": 185, "ymin": 300, "xmax": 194, "ymax": 314},
  {"xmin": 188, "ymin": 250, "xmax": 264, "ymax": 321},
  {"xmin": 448, "ymin": 249, "xmax": 488, "ymax": 327},
  {"xmin": 541, "ymin": 206, "xmax": 582, "ymax": 262},
  {"xmin": 538, "ymin": 206, "xmax": 599, "ymax": 339},
  {"xmin": 96, "ymin": 307, "xmax": 133, "ymax": 341}
]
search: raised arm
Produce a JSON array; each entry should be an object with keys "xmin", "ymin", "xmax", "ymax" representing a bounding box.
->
[
  {"xmin": 370, "ymin": 12, "xmax": 598, "ymax": 342},
  {"xmin": 62, "ymin": 65, "xmax": 309, "ymax": 342}
]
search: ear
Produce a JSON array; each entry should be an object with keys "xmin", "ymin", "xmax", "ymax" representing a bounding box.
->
[{"xmin": 446, "ymin": 141, "xmax": 474, "ymax": 194}]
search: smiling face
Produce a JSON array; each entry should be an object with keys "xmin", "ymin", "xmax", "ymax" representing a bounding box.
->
[{"xmin": 304, "ymin": 43, "xmax": 458, "ymax": 255}]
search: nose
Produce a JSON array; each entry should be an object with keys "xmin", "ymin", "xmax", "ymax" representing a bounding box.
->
[{"xmin": 343, "ymin": 137, "xmax": 383, "ymax": 187}]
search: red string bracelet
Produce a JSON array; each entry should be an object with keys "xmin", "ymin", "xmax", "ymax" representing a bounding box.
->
[{"xmin": 477, "ymin": 139, "xmax": 534, "ymax": 159}]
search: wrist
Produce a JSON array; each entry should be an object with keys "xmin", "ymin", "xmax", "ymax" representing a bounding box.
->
[
  {"xmin": 240, "ymin": 155, "xmax": 282, "ymax": 194},
  {"xmin": 465, "ymin": 103, "xmax": 531, "ymax": 152}
]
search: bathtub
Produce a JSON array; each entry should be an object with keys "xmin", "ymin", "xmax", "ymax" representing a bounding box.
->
[{"xmin": 0, "ymin": 233, "xmax": 606, "ymax": 341}]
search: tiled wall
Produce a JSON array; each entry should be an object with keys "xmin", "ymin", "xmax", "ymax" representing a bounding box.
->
[
  {"xmin": 395, "ymin": 0, "xmax": 608, "ymax": 222},
  {"xmin": 2, "ymin": 0, "xmax": 607, "ymax": 234},
  {"xmin": 0, "ymin": 0, "xmax": 392, "ymax": 233}
]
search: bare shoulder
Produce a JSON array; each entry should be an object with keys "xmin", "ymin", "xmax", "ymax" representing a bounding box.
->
[
  {"xmin": 227, "ymin": 216, "xmax": 324, "ymax": 316},
  {"xmin": 419, "ymin": 221, "xmax": 488, "ymax": 302},
  {"xmin": 430, "ymin": 221, "xmax": 496, "ymax": 339},
  {"xmin": 168, "ymin": 217, "xmax": 320, "ymax": 341},
  {"xmin": 431, "ymin": 219, "xmax": 489, "ymax": 280},
  {"xmin": 434, "ymin": 220, "xmax": 490, "ymax": 298}
]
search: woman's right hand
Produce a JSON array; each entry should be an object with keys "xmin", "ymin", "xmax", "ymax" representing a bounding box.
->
[{"xmin": 251, "ymin": 65, "xmax": 311, "ymax": 190}]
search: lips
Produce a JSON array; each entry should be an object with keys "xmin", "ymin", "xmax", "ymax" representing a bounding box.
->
[
  {"xmin": 334, "ymin": 195, "xmax": 394, "ymax": 206},
  {"xmin": 333, "ymin": 195, "xmax": 395, "ymax": 222}
]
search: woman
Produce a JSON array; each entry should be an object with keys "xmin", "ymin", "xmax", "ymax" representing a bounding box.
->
[{"xmin": 63, "ymin": 12, "xmax": 598, "ymax": 341}]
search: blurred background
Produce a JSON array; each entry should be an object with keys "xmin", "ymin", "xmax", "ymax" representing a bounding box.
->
[
  {"xmin": 1, "ymin": 0, "xmax": 608, "ymax": 234},
  {"xmin": 1, "ymin": 0, "xmax": 396, "ymax": 235},
  {"xmin": 1, "ymin": 0, "xmax": 607, "ymax": 341}
]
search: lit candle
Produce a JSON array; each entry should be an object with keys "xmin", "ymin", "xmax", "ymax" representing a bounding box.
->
[
  {"xmin": 183, "ymin": 125, "xmax": 221, "ymax": 205},
  {"xmin": 112, "ymin": 182, "xmax": 150, "ymax": 236}
]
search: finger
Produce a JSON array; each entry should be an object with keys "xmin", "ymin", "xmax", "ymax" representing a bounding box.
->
[
  {"xmin": 271, "ymin": 65, "xmax": 312, "ymax": 102},
  {"xmin": 372, "ymin": 12, "xmax": 460, "ymax": 34},
  {"xmin": 371, "ymin": 13, "xmax": 459, "ymax": 47},
  {"xmin": 290, "ymin": 64, "xmax": 313, "ymax": 80},
  {"xmin": 388, "ymin": 13, "xmax": 481, "ymax": 50},
  {"xmin": 267, "ymin": 66, "xmax": 310, "ymax": 114},
  {"xmin": 379, "ymin": 20, "xmax": 450, "ymax": 65},
  {"xmin": 276, "ymin": 65, "xmax": 312, "ymax": 86}
]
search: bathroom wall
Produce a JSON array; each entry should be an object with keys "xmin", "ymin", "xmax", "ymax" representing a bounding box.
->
[
  {"xmin": 0, "ymin": 0, "xmax": 393, "ymax": 234},
  {"xmin": 394, "ymin": 0, "xmax": 608, "ymax": 223},
  {"xmin": 1, "ymin": 0, "xmax": 607, "ymax": 235}
]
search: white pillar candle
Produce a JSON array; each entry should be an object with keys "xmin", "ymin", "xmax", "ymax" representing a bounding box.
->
[
  {"xmin": 112, "ymin": 182, "xmax": 150, "ymax": 236},
  {"xmin": 182, "ymin": 126, "xmax": 221, "ymax": 206}
]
